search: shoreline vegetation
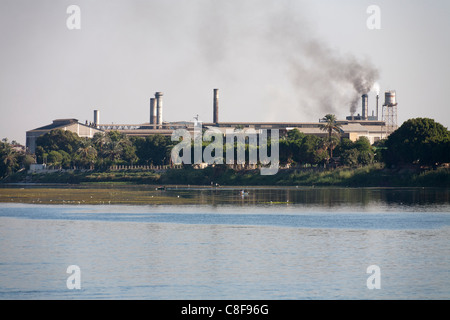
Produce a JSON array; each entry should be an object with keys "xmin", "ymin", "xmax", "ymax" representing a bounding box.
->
[
  {"xmin": 1, "ymin": 117, "xmax": 449, "ymax": 190},
  {"xmin": 1, "ymin": 163, "xmax": 449, "ymax": 188}
]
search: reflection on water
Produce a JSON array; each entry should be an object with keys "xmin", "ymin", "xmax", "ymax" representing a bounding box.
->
[
  {"xmin": 165, "ymin": 186, "xmax": 450, "ymax": 208},
  {"xmin": 0, "ymin": 186, "xmax": 449, "ymax": 300},
  {"xmin": 1, "ymin": 185, "xmax": 449, "ymax": 208}
]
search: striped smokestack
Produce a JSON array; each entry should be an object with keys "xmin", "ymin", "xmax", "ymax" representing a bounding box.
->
[{"xmin": 362, "ymin": 94, "xmax": 368, "ymax": 120}]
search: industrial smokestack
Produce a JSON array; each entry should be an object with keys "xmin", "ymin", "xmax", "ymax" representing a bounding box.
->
[
  {"xmin": 213, "ymin": 88, "xmax": 219, "ymax": 124},
  {"xmin": 376, "ymin": 94, "xmax": 379, "ymax": 120},
  {"xmin": 150, "ymin": 98, "xmax": 156, "ymax": 125},
  {"xmin": 155, "ymin": 92, "xmax": 163, "ymax": 127},
  {"xmin": 361, "ymin": 94, "xmax": 368, "ymax": 120},
  {"xmin": 93, "ymin": 110, "xmax": 100, "ymax": 127}
]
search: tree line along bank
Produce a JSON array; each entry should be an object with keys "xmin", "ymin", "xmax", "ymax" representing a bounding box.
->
[{"xmin": 1, "ymin": 117, "xmax": 449, "ymax": 184}]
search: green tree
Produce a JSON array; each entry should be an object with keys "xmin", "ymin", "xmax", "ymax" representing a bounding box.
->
[
  {"xmin": 384, "ymin": 118, "xmax": 450, "ymax": 166},
  {"xmin": 358, "ymin": 150, "xmax": 375, "ymax": 166},
  {"xmin": 47, "ymin": 150, "xmax": 63, "ymax": 168},
  {"xmin": 133, "ymin": 135, "xmax": 173, "ymax": 166},
  {"xmin": 340, "ymin": 148, "xmax": 359, "ymax": 167},
  {"xmin": 319, "ymin": 114, "xmax": 342, "ymax": 159},
  {"xmin": 372, "ymin": 139, "xmax": 387, "ymax": 163},
  {"xmin": 335, "ymin": 138, "xmax": 354, "ymax": 155},
  {"xmin": 0, "ymin": 140, "xmax": 19, "ymax": 177},
  {"xmin": 60, "ymin": 150, "xmax": 72, "ymax": 168},
  {"xmin": 335, "ymin": 136, "xmax": 375, "ymax": 167},
  {"xmin": 287, "ymin": 129, "xmax": 304, "ymax": 164},
  {"xmin": 287, "ymin": 129, "xmax": 305, "ymax": 142},
  {"xmin": 74, "ymin": 139, "xmax": 97, "ymax": 167},
  {"xmin": 19, "ymin": 153, "xmax": 36, "ymax": 171},
  {"xmin": 354, "ymin": 136, "xmax": 371, "ymax": 153},
  {"xmin": 279, "ymin": 139, "xmax": 292, "ymax": 165},
  {"xmin": 354, "ymin": 136, "xmax": 374, "ymax": 165},
  {"xmin": 119, "ymin": 138, "xmax": 138, "ymax": 164},
  {"xmin": 92, "ymin": 132, "xmax": 108, "ymax": 152},
  {"xmin": 97, "ymin": 131, "xmax": 137, "ymax": 165},
  {"xmin": 101, "ymin": 139, "xmax": 123, "ymax": 164},
  {"xmin": 279, "ymin": 129, "xmax": 305, "ymax": 165},
  {"xmin": 0, "ymin": 139, "xmax": 33, "ymax": 178},
  {"xmin": 300, "ymin": 135, "xmax": 328, "ymax": 165},
  {"xmin": 36, "ymin": 129, "xmax": 81, "ymax": 157}
]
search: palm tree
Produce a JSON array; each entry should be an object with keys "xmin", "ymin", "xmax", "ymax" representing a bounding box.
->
[
  {"xmin": 92, "ymin": 132, "xmax": 107, "ymax": 152},
  {"xmin": 321, "ymin": 136, "xmax": 340, "ymax": 159},
  {"xmin": 319, "ymin": 114, "xmax": 342, "ymax": 159},
  {"xmin": 75, "ymin": 139, "xmax": 97, "ymax": 167},
  {"xmin": 102, "ymin": 140, "xmax": 123, "ymax": 164},
  {"xmin": 1, "ymin": 143, "xmax": 18, "ymax": 176}
]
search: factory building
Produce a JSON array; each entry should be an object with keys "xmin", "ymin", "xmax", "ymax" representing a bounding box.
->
[
  {"xmin": 97, "ymin": 89, "xmax": 394, "ymax": 144},
  {"xmin": 26, "ymin": 88, "xmax": 397, "ymax": 153},
  {"xmin": 26, "ymin": 118, "xmax": 103, "ymax": 153}
]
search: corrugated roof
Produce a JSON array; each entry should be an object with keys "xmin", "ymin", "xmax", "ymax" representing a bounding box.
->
[
  {"xmin": 340, "ymin": 123, "xmax": 369, "ymax": 133},
  {"xmin": 27, "ymin": 119, "xmax": 96, "ymax": 133}
]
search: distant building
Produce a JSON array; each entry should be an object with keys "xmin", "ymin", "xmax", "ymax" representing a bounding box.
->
[
  {"xmin": 92, "ymin": 119, "xmax": 387, "ymax": 146},
  {"xmin": 94, "ymin": 89, "xmax": 392, "ymax": 144},
  {"xmin": 25, "ymin": 89, "xmax": 396, "ymax": 154},
  {"xmin": 26, "ymin": 119, "xmax": 103, "ymax": 153}
]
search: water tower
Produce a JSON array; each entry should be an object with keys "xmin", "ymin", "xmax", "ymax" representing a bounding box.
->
[{"xmin": 382, "ymin": 90, "xmax": 398, "ymax": 135}]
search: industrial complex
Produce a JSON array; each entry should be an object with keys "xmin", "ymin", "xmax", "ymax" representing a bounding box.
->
[{"xmin": 26, "ymin": 89, "xmax": 398, "ymax": 154}]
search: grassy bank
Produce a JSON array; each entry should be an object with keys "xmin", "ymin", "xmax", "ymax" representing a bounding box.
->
[
  {"xmin": 1, "ymin": 165, "xmax": 449, "ymax": 188},
  {"xmin": 2, "ymin": 170, "xmax": 161, "ymax": 185},
  {"xmin": 160, "ymin": 164, "xmax": 449, "ymax": 188},
  {"xmin": 0, "ymin": 186, "xmax": 203, "ymax": 205}
]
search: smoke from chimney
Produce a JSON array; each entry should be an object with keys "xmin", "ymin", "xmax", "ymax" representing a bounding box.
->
[
  {"xmin": 288, "ymin": 39, "xmax": 380, "ymax": 116},
  {"xmin": 196, "ymin": 2, "xmax": 380, "ymax": 118}
]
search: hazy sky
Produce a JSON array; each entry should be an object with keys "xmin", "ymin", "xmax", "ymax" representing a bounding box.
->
[{"xmin": 1, "ymin": 0, "xmax": 449, "ymax": 144}]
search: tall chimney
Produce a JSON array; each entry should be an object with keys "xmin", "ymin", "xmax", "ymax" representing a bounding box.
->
[
  {"xmin": 361, "ymin": 94, "xmax": 368, "ymax": 120},
  {"xmin": 213, "ymin": 88, "xmax": 219, "ymax": 124},
  {"xmin": 150, "ymin": 98, "xmax": 156, "ymax": 125},
  {"xmin": 155, "ymin": 92, "xmax": 163, "ymax": 127},
  {"xmin": 93, "ymin": 110, "xmax": 100, "ymax": 127},
  {"xmin": 376, "ymin": 94, "xmax": 379, "ymax": 120}
]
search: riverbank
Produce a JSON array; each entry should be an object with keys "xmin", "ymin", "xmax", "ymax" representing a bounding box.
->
[{"xmin": 1, "ymin": 164, "xmax": 449, "ymax": 188}]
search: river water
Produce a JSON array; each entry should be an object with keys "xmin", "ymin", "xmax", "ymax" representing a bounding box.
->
[{"xmin": 0, "ymin": 186, "xmax": 449, "ymax": 300}]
